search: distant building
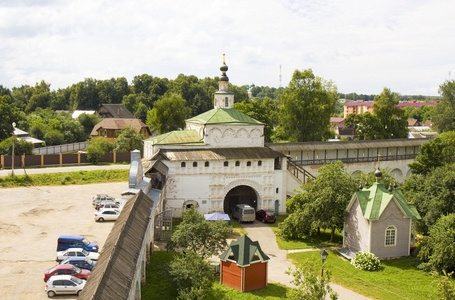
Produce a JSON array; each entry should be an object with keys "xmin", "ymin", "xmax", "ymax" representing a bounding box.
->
[
  {"xmin": 96, "ymin": 104, "xmax": 135, "ymax": 119},
  {"xmin": 90, "ymin": 118, "xmax": 150, "ymax": 141},
  {"xmin": 343, "ymin": 100, "xmax": 439, "ymax": 118},
  {"xmin": 13, "ymin": 128, "xmax": 44, "ymax": 148},
  {"xmin": 72, "ymin": 110, "xmax": 95, "ymax": 119}
]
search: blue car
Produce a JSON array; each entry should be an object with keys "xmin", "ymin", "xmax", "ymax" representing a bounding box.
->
[
  {"xmin": 57, "ymin": 235, "xmax": 99, "ymax": 252},
  {"xmin": 60, "ymin": 257, "xmax": 96, "ymax": 271}
]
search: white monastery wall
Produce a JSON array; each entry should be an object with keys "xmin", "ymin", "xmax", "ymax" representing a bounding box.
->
[{"xmin": 204, "ymin": 124, "xmax": 264, "ymax": 148}]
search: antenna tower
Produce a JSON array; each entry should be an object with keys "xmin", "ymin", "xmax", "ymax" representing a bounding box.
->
[{"xmin": 279, "ymin": 65, "xmax": 282, "ymax": 87}]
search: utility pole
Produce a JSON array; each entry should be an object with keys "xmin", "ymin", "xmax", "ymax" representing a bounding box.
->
[
  {"xmin": 279, "ymin": 65, "xmax": 282, "ymax": 88},
  {"xmin": 11, "ymin": 122, "xmax": 15, "ymax": 177}
]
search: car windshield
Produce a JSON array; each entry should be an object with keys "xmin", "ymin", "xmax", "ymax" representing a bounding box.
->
[
  {"xmin": 81, "ymin": 249, "xmax": 89, "ymax": 255},
  {"xmin": 244, "ymin": 209, "xmax": 254, "ymax": 214},
  {"xmin": 61, "ymin": 258, "xmax": 69, "ymax": 264},
  {"xmin": 82, "ymin": 238, "xmax": 90, "ymax": 246},
  {"xmin": 48, "ymin": 265, "xmax": 58, "ymax": 273},
  {"xmin": 86, "ymin": 258, "xmax": 93, "ymax": 264},
  {"xmin": 266, "ymin": 211, "xmax": 275, "ymax": 216},
  {"xmin": 72, "ymin": 265, "xmax": 82, "ymax": 273},
  {"xmin": 71, "ymin": 276, "xmax": 83, "ymax": 284}
]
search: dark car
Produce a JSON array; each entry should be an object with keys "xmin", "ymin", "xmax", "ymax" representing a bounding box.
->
[
  {"xmin": 44, "ymin": 264, "xmax": 90, "ymax": 282},
  {"xmin": 60, "ymin": 257, "xmax": 96, "ymax": 271},
  {"xmin": 256, "ymin": 210, "xmax": 276, "ymax": 223}
]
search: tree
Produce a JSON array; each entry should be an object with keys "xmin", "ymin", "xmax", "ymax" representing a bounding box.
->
[
  {"xmin": 279, "ymin": 161, "xmax": 357, "ymax": 242},
  {"xmin": 146, "ymin": 93, "xmax": 191, "ymax": 134},
  {"xmin": 372, "ymin": 88, "xmax": 409, "ymax": 139},
  {"xmin": 278, "ymin": 69, "xmax": 338, "ymax": 142},
  {"xmin": 344, "ymin": 112, "xmax": 383, "ymax": 140},
  {"xmin": 234, "ymin": 100, "xmax": 274, "ymax": 142},
  {"xmin": 433, "ymin": 80, "xmax": 455, "ymax": 132},
  {"xmin": 408, "ymin": 131, "xmax": 455, "ymax": 175},
  {"xmin": 167, "ymin": 207, "xmax": 232, "ymax": 259},
  {"xmin": 0, "ymin": 137, "xmax": 34, "ymax": 155},
  {"xmin": 168, "ymin": 251, "xmax": 215, "ymax": 300},
  {"xmin": 418, "ymin": 213, "xmax": 455, "ymax": 274},
  {"xmin": 0, "ymin": 95, "xmax": 25, "ymax": 141},
  {"xmin": 286, "ymin": 261, "xmax": 338, "ymax": 300},
  {"xmin": 77, "ymin": 113, "xmax": 101, "ymax": 139},
  {"xmin": 403, "ymin": 163, "xmax": 455, "ymax": 233},
  {"xmin": 114, "ymin": 126, "xmax": 144, "ymax": 152},
  {"xmin": 85, "ymin": 137, "xmax": 115, "ymax": 164}
]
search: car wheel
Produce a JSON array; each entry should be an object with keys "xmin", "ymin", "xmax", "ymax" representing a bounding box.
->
[
  {"xmin": 99, "ymin": 217, "xmax": 104, "ymax": 222},
  {"xmin": 262, "ymin": 218, "xmax": 266, "ymax": 223},
  {"xmin": 77, "ymin": 290, "xmax": 82, "ymax": 296},
  {"xmin": 48, "ymin": 290, "xmax": 56, "ymax": 298}
]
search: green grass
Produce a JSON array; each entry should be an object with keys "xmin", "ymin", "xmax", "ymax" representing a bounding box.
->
[
  {"xmin": 288, "ymin": 250, "xmax": 437, "ymax": 300},
  {"xmin": 230, "ymin": 219, "xmax": 248, "ymax": 235},
  {"xmin": 0, "ymin": 169, "xmax": 129, "ymax": 187},
  {"xmin": 142, "ymin": 251, "xmax": 292, "ymax": 300}
]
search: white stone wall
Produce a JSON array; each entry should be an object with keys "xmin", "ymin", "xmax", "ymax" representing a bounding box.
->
[{"xmin": 204, "ymin": 124, "xmax": 264, "ymax": 148}]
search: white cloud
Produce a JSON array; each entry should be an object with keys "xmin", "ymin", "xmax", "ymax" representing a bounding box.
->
[{"xmin": 0, "ymin": 0, "xmax": 454, "ymax": 96}]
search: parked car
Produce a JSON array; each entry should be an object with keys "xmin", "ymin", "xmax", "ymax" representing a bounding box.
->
[
  {"xmin": 96, "ymin": 200, "xmax": 121, "ymax": 211},
  {"xmin": 232, "ymin": 204, "xmax": 255, "ymax": 223},
  {"xmin": 45, "ymin": 275, "xmax": 86, "ymax": 297},
  {"xmin": 44, "ymin": 264, "xmax": 90, "ymax": 282},
  {"xmin": 256, "ymin": 210, "xmax": 276, "ymax": 223},
  {"xmin": 56, "ymin": 248, "xmax": 100, "ymax": 262},
  {"xmin": 57, "ymin": 235, "xmax": 99, "ymax": 252},
  {"xmin": 60, "ymin": 257, "xmax": 96, "ymax": 271},
  {"xmin": 92, "ymin": 194, "xmax": 117, "ymax": 207},
  {"xmin": 94, "ymin": 208, "xmax": 121, "ymax": 222}
]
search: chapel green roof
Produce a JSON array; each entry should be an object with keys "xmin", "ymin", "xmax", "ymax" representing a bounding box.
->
[
  {"xmin": 219, "ymin": 235, "xmax": 269, "ymax": 267},
  {"xmin": 146, "ymin": 130, "xmax": 204, "ymax": 145},
  {"xmin": 354, "ymin": 180, "xmax": 421, "ymax": 220},
  {"xmin": 186, "ymin": 108, "xmax": 264, "ymax": 126}
]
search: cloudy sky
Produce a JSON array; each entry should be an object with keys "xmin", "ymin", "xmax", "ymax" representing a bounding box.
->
[{"xmin": 1, "ymin": 0, "xmax": 454, "ymax": 96}]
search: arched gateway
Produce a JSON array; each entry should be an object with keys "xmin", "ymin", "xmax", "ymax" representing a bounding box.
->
[{"xmin": 223, "ymin": 185, "xmax": 258, "ymax": 214}]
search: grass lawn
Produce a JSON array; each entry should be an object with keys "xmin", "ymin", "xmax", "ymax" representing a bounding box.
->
[
  {"xmin": 0, "ymin": 169, "xmax": 129, "ymax": 187},
  {"xmin": 288, "ymin": 250, "xmax": 437, "ymax": 300},
  {"xmin": 142, "ymin": 251, "xmax": 292, "ymax": 299}
]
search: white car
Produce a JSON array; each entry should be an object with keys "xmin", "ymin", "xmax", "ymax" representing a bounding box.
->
[
  {"xmin": 94, "ymin": 208, "xmax": 121, "ymax": 222},
  {"xmin": 56, "ymin": 248, "xmax": 100, "ymax": 262},
  {"xmin": 45, "ymin": 274, "xmax": 86, "ymax": 297},
  {"xmin": 92, "ymin": 194, "xmax": 117, "ymax": 207}
]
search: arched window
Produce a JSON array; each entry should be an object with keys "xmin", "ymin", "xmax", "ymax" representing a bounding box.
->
[
  {"xmin": 385, "ymin": 225, "xmax": 397, "ymax": 246},
  {"xmin": 224, "ymin": 161, "xmax": 229, "ymax": 167},
  {"xmin": 181, "ymin": 162, "xmax": 186, "ymax": 167},
  {"xmin": 205, "ymin": 161, "xmax": 209, "ymax": 167},
  {"xmin": 258, "ymin": 160, "xmax": 262, "ymax": 166},
  {"xmin": 225, "ymin": 97, "xmax": 229, "ymax": 107},
  {"xmin": 193, "ymin": 162, "xmax": 198, "ymax": 167},
  {"xmin": 247, "ymin": 161, "xmax": 251, "ymax": 167},
  {"xmin": 235, "ymin": 161, "xmax": 240, "ymax": 167}
]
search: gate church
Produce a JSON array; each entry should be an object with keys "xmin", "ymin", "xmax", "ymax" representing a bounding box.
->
[{"xmin": 144, "ymin": 56, "xmax": 299, "ymax": 216}]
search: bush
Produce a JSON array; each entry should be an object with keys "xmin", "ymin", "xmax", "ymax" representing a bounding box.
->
[
  {"xmin": 351, "ymin": 251, "xmax": 381, "ymax": 271},
  {"xmin": 85, "ymin": 137, "xmax": 114, "ymax": 164}
]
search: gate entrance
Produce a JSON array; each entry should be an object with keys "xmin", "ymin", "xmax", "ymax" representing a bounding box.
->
[{"xmin": 223, "ymin": 185, "xmax": 258, "ymax": 214}]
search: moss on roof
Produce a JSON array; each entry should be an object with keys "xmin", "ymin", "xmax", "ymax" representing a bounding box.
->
[
  {"xmin": 146, "ymin": 130, "xmax": 204, "ymax": 145},
  {"xmin": 354, "ymin": 180, "xmax": 421, "ymax": 220},
  {"xmin": 186, "ymin": 108, "xmax": 264, "ymax": 125}
]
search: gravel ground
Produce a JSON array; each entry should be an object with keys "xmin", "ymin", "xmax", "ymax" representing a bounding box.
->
[{"xmin": 0, "ymin": 182, "xmax": 126, "ymax": 300}]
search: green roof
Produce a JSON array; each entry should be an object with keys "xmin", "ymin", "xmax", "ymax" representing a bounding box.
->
[
  {"xmin": 353, "ymin": 180, "xmax": 421, "ymax": 220},
  {"xmin": 146, "ymin": 130, "xmax": 204, "ymax": 145},
  {"xmin": 186, "ymin": 108, "xmax": 264, "ymax": 125},
  {"xmin": 219, "ymin": 235, "xmax": 269, "ymax": 267}
]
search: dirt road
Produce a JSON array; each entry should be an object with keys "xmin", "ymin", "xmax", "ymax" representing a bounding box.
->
[{"xmin": 0, "ymin": 182, "xmax": 126, "ymax": 300}]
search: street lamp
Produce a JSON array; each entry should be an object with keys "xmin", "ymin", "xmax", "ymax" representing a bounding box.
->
[
  {"xmin": 320, "ymin": 250, "xmax": 329, "ymax": 277},
  {"xmin": 11, "ymin": 122, "xmax": 16, "ymax": 177}
]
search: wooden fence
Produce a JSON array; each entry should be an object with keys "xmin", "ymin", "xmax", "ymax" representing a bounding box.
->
[{"xmin": 0, "ymin": 152, "xmax": 132, "ymax": 169}]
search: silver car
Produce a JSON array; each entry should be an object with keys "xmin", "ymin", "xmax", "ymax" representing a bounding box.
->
[
  {"xmin": 94, "ymin": 208, "xmax": 121, "ymax": 222},
  {"xmin": 45, "ymin": 275, "xmax": 86, "ymax": 297}
]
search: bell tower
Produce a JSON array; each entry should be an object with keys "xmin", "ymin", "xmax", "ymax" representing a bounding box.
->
[{"xmin": 214, "ymin": 54, "xmax": 234, "ymax": 109}]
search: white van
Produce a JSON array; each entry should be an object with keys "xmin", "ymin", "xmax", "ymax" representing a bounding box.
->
[{"xmin": 232, "ymin": 204, "xmax": 255, "ymax": 223}]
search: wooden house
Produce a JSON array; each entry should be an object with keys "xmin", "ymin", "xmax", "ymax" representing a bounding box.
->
[
  {"xmin": 96, "ymin": 104, "xmax": 135, "ymax": 119},
  {"xmin": 219, "ymin": 235, "xmax": 269, "ymax": 292},
  {"xmin": 90, "ymin": 118, "xmax": 150, "ymax": 141},
  {"xmin": 342, "ymin": 168, "xmax": 421, "ymax": 259}
]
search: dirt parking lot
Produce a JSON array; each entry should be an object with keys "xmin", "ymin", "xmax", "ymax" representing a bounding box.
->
[{"xmin": 0, "ymin": 182, "xmax": 127, "ymax": 300}]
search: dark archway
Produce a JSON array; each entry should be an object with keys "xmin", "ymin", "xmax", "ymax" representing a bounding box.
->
[{"xmin": 223, "ymin": 185, "xmax": 258, "ymax": 214}]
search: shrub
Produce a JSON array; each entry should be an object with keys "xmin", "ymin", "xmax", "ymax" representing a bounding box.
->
[{"xmin": 351, "ymin": 251, "xmax": 381, "ymax": 271}]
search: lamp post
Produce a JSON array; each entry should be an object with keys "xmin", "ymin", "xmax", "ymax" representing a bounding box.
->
[
  {"xmin": 11, "ymin": 122, "xmax": 16, "ymax": 177},
  {"xmin": 320, "ymin": 249, "xmax": 329, "ymax": 277}
]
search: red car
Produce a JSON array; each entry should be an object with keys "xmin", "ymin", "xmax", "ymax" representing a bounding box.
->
[
  {"xmin": 256, "ymin": 210, "xmax": 276, "ymax": 223},
  {"xmin": 44, "ymin": 264, "xmax": 90, "ymax": 282}
]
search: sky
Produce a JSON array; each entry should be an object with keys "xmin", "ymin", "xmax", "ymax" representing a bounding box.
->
[{"xmin": 1, "ymin": 0, "xmax": 454, "ymax": 96}]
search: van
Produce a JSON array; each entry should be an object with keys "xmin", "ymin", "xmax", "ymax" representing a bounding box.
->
[
  {"xmin": 232, "ymin": 204, "xmax": 255, "ymax": 223},
  {"xmin": 57, "ymin": 235, "xmax": 99, "ymax": 252}
]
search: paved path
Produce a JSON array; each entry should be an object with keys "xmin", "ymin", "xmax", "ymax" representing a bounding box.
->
[
  {"xmin": 241, "ymin": 222, "xmax": 370, "ymax": 299},
  {"xmin": 0, "ymin": 164, "xmax": 130, "ymax": 177}
]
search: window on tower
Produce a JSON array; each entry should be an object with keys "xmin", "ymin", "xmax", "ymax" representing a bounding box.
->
[{"xmin": 225, "ymin": 97, "xmax": 229, "ymax": 107}]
